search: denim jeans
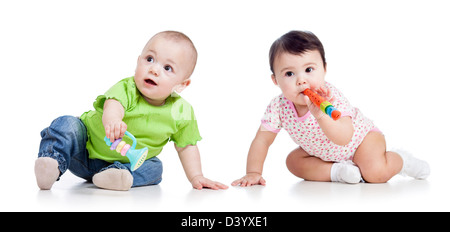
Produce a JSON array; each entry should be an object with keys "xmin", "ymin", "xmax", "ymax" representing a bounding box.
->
[{"xmin": 38, "ymin": 115, "xmax": 163, "ymax": 187}]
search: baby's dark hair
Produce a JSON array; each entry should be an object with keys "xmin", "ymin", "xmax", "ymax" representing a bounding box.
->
[{"xmin": 269, "ymin": 30, "xmax": 326, "ymax": 73}]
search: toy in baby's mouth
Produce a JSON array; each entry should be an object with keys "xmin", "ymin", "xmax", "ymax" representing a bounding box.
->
[
  {"xmin": 104, "ymin": 131, "xmax": 148, "ymax": 171},
  {"xmin": 303, "ymin": 88, "xmax": 341, "ymax": 120}
]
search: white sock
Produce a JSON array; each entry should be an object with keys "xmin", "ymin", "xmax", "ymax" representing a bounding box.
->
[
  {"xmin": 393, "ymin": 148, "xmax": 430, "ymax": 179},
  {"xmin": 330, "ymin": 160, "xmax": 361, "ymax": 184},
  {"xmin": 92, "ymin": 168, "xmax": 133, "ymax": 191},
  {"xmin": 35, "ymin": 157, "xmax": 60, "ymax": 190}
]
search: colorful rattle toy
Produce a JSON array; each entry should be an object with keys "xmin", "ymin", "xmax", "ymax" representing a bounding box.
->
[
  {"xmin": 303, "ymin": 88, "xmax": 341, "ymax": 120},
  {"xmin": 104, "ymin": 131, "xmax": 148, "ymax": 171}
]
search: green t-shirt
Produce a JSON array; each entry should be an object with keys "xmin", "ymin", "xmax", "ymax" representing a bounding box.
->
[{"xmin": 80, "ymin": 76, "xmax": 202, "ymax": 163}]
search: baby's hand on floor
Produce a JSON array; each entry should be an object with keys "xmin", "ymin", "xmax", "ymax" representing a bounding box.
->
[
  {"xmin": 190, "ymin": 175, "xmax": 229, "ymax": 190},
  {"xmin": 231, "ymin": 173, "xmax": 266, "ymax": 187},
  {"xmin": 104, "ymin": 120, "xmax": 127, "ymax": 142}
]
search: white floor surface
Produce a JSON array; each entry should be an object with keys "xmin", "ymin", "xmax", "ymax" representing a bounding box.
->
[{"xmin": 3, "ymin": 141, "xmax": 449, "ymax": 212}]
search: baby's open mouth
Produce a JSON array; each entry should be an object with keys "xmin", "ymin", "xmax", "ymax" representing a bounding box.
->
[{"xmin": 145, "ymin": 78, "xmax": 157, "ymax": 86}]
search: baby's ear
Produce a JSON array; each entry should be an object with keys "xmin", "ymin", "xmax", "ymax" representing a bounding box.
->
[
  {"xmin": 271, "ymin": 74, "xmax": 278, "ymax": 86},
  {"xmin": 173, "ymin": 79, "xmax": 191, "ymax": 93},
  {"xmin": 135, "ymin": 56, "xmax": 141, "ymax": 72}
]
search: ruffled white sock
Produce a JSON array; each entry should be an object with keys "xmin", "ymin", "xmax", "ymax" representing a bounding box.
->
[
  {"xmin": 393, "ymin": 148, "xmax": 430, "ymax": 180},
  {"xmin": 330, "ymin": 160, "xmax": 361, "ymax": 184}
]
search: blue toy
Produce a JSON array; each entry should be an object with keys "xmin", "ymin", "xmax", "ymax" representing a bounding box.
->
[{"xmin": 104, "ymin": 131, "xmax": 148, "ymax": 171}]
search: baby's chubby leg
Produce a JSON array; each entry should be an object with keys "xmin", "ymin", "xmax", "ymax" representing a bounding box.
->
[
  {"xmin": 286, "ymin": 147, "xmax": 332, "ymax": 181},
  {"xmin": 353, "ymin": 132, "xmax": 403, "ymax": 183},
  {"xmin": 286, "ymin": 147, "xmax": 361, "ymax": 183}
]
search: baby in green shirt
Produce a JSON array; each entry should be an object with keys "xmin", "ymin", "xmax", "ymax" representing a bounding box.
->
[{"xmin": 35, "ymin": 31, "xmax": 228, "ymax": 191}]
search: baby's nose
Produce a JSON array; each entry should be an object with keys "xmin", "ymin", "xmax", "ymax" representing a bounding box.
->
[
  {"xmin": 149, "ymin": 64, "xmax": 160, "ymax": 76},
  {"xmin": 296, "ymin": 77, "xmax": 307, "ymax": 86}
]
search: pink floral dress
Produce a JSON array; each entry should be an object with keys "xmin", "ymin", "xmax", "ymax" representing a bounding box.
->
[{"xmin": 261, "ymin": 82, "xmax": 377, "ymax": 162}]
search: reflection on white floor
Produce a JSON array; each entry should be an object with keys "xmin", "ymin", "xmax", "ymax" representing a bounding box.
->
[
  {"xmin": 3, "ymin": 128, "xmax": 447, "ymax": 212},
  {"xmin": 9, "ymin": 168, "xmax": 445, "ymax": 212}
]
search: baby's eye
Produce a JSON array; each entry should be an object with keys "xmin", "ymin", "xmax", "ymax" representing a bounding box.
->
[
  {"xmin": 285, "ymin": 71, "xmax": 294, "ymax": 77},
  {"xmin": 164, "ymin": 65, "xmax": 173, "ymax": 72},
  {"xmin": 146, "ymin": 56, "xmax": 154, "ymax": 63},
  {"xmin": 305, "ymin": 67, "xmax": 313, "ymax": 73}
]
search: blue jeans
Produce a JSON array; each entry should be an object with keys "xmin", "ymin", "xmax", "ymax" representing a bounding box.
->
[{"xmin": 38, "ymin": 115, "xmax": 163, "ymax": 187}]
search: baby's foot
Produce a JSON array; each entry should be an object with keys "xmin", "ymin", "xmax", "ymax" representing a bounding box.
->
[
  {"xmin": 330, "ymin": 160, "xmax": 361, "ymax": 184},
  {"xmin": 92, "ymin": 168, "xmax": 133, "ymax": 191},
  {"xmin": 393, "ymin": 148, "xmax": 430, "ymax": 179},
  {"xmin": 35, "ymin": 157, "xmax": 60, "ymax": 190}
]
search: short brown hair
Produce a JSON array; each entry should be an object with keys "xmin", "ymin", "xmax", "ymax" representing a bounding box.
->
[{"xmin": 269, "ymin": 30, "xmax": 326, "ymax": 73}]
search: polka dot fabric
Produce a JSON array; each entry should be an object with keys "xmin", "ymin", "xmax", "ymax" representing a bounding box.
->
[{"xmin": 261, "ymin": 82, "xmax": 376, "ymax": 162}]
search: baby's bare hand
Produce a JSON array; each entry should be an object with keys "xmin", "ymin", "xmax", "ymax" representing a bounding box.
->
[
  {"xmin": 231, "ymin": 173, "xmax": 266, "ymax": 187},
  {"xmin": 104, "ymin": 120, "xmax": 127, "ymax": 142},
  {"xmin": 190, "ymin": 175, "xmax": 229, "ymax": 190},
  {"xmin": 304, "ymin": 86, "xmax": 334, "ymax": 120},
  {"xmin": 316, "ymin": 86, "xmax": 335, "ymax": 102}
]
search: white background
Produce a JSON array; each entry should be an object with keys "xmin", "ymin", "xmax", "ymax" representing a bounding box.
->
[{"xmin": 1, "ymin": 0, "xmax": 449, "ymax": 211}]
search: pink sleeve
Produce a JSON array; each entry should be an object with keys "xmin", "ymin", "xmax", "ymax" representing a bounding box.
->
[{"xmin": 261, "ymin": 96, "xmax": 282, "ymax": 133}]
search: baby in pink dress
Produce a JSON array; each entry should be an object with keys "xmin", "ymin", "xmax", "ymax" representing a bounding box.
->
[
  {"xmin": 261, "ymin": 82, "xmax": 377, "ymax": 162},
  {"xmin": 232, "ymin": 31, "xmax": 430, "ymax": 185}
]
